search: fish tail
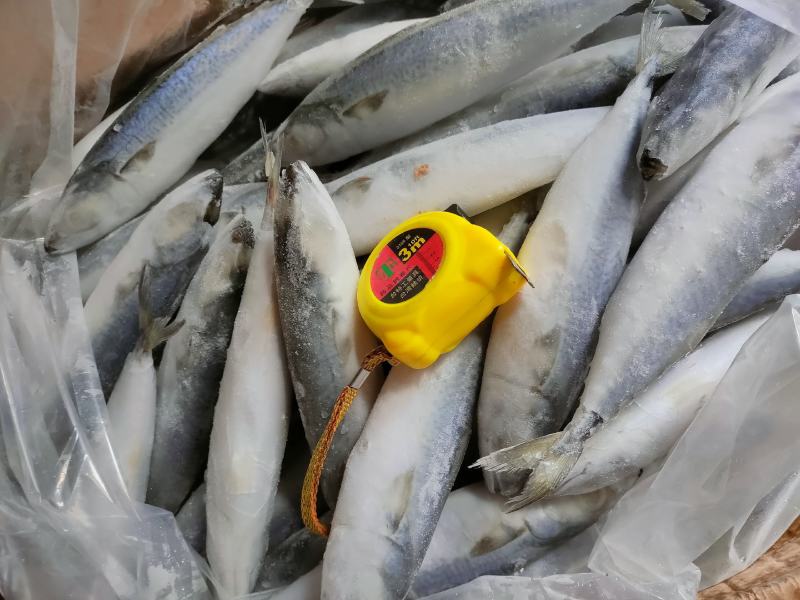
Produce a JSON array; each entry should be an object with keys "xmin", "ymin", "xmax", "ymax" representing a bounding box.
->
[
  {"xmin": 136, "ymin": 265, "xmax": 184, "ymax": 354},
  {"xmin": 505, "ymin": 447, "xmax": 582, "ymax": 512},
  {"xmin": 471, "ymin": 432, "xmax": 561, "ymax": 474},
  {"xmin": 636, "ymin": 2, "xmax": 664, "ymax": 74}
]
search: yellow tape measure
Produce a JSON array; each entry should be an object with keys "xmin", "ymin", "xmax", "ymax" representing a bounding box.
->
[
  {"xmin": 301, "ymin": 207, "xmax": 530, "ymax": 536},
  {"xmin": 358, "ymin": 208, "xmax": 528, "ymax": 368}
]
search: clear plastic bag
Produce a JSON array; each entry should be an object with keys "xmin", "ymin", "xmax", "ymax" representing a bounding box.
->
[
  {"xmin": 429, "ymin": 296, "xmax": 800, "ymax": 600},
  {"xmin": 0, "ymin": 239, "xmax": 210, "ymax": 599}
]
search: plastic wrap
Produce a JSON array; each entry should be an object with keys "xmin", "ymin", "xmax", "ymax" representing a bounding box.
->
[
  {"xmin": 0, "ymin": 239, "xmax": 210, "ymax": 599},
  {"xmin": 0, "ymin": 0, "xmax": 235, "ymax": 209},
  {"xmin": 429, "ymin": 296, "xmax": 800, "ymax": 599},
  {"xmin": 726, "ymin": 0, "xmax": 800, "ymax": 35},
  {"xmin": 589, "ymin": 295, "xmax": 800, "ymax": 591}
]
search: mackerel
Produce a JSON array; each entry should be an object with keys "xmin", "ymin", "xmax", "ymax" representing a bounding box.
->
[
  {"xmin": 477, "ymin": 11, "xmax": 661, "ymax": 497},
  {"xmin": 275, "ymin": 162, "xmax": 382, "ymax": 505},
  {"xmin": 147, "ymin": 215, "xmax": 255, "ymax": 512},
  {"xmin": 328, "ymin": 107, "xmax": 608, "ymax": 255},
  {"xmin": 46, "ymin": 0, "xmax": 311, "ymax": 252},
  {"xmin": 280, "ymin": 0, "xmax": 643, "ymax": 165},
  {"xmin": 638, "ymin": 6, "xmax": 800, "ymax": 179}
]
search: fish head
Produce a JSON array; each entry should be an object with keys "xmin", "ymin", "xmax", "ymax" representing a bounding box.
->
[{"xmin": 45, "ymin": 163, "xmax": 139, "ymax": 254}]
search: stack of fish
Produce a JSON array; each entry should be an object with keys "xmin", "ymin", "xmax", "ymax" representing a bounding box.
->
[{"xmin": 3, "ymin": 0, "xmax": 800, "ymax": 597}]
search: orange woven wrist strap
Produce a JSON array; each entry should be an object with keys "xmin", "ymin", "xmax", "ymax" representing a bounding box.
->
[{"xmin": 300, "ymin": 345, "xmax": 398, "ymax": 537}]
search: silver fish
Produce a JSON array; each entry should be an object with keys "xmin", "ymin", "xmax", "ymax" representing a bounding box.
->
[
  {"xmin": 205, "ymin": 160, "xmax": 293, "ymax": 596},
  {"xmin": 77, "ymin": 213, "xmax": 145, "ymax": 301},
  {"xmin": 359, "ymin": 26, "xmax": 703, "ymax": 163},
  {"xmin": 477, "ymin": 11, "xmax": 660, "ymax": 497},
  {"xmin": 714, "ymin": 249, "xmax": 800, "ymax": 330},
  {"xmin": 45, "ymin": 0, "xmax": 311, "ymax": 253},
  {"xmin": 147, "ymin": 215, "xmax": 255, "ymax": 512},
  {"xmin": 275, "ymin": 161, "xmax": 382, "ymax": 505},
  {"xmin": 320, "ymin": 210, "xmax": 532, "ymax": 600},
  {"xmin": 638, "ymin": 6, "xmax": 800, "ymax": 180},
  {"xmin": 85, "ymin": 170, "xmax": 222, "ymax": 397},
  {"xmin": 328, "ymin": 107, "xmax": 608, "ymax": 255},
  {"xmin": 106, "ymin": 267, "xmax": 184, "ymax": 502},
  {"xmin": 280, "ymin": 0, "xmax": 642, "ymax": 165},
  {"xmin": 494, "ymin": 72, "xmax": 800, "ymax": 506}
]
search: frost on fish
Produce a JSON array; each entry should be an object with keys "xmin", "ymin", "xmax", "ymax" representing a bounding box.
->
[
  {"xmin": 45, "ymin": 0, "xmax": 311, "ymax": 253},
  {"xmin": 713, "ymin": 249, "xmax": 800, "ymax": 330},
  {"xmin": 275, "ymin": 161, "xmax": 381, "ymax": 506},
  {"xmin": 85, "ymin": 170, "xmax": 222, "ymax": 397},
  {"xmin": 328, "ymin": 107, "xmax": 608, "ymax": 255},
  {"xmin": 77, "ymin": 213, "xmax": 145, "ymax": 301},
  {"xmin": 280, "ymin": 0, "xmax": 643, "ymax": 165},
  {"xmin": 556, "ymin": 311, "xmax": 773, "ymax": 497},
  {"xmin": 359, "ymin": 26, "xmax": 704, "ymax": 165},
  {"xmin": 205, "ymin": 214, "xmax": 293, "ymax": 597},
  {"xmin": 321, "ymin": 326, "xmax": 489, "ymax": 600},
  {"xmin": 259, "ymin": 19, "xmax": 427, "ymax": 97},
  {"xmin": 148, "ymin": 215, "xmax": 255, "ymax": 513},
  {"xmin": 477, "ymin": 13, "xmax": 659, "ymax": 496},
  {"xmin": 638, "ymin": 6, "xmax": 800, "ymax": 180},
  {"xmin": 511, "ymin": 72, "xmax": 800, "ymax": 505}
]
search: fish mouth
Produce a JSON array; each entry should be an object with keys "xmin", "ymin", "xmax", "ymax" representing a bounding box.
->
[{"xmin": 639, "ymin": 149, "xmax": 668, "ymax": 181}]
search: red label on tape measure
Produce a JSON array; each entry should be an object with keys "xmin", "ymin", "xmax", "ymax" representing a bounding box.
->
[{"xmin": 370, "ymin": 228, "xmax": 444, "ymax": 304}]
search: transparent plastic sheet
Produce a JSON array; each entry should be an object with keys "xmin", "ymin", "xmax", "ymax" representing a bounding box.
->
[
  {"xmin": 586, "ymin": 295, "xmax": 800, "ymax": 595},
  {"xmin": 725, "ymin": 0, "xmax": 800, "ymax": 35},
  {"xmin": 0, "ymin": 0, "xmax": 234, "ymax": 210},
  {"xmin": 0, "ymin": 238, "xmax": 210, "ymax": 599},
  {"xmin": 429, "ymin": 296, "xmax": 800, "ymax": 599}
]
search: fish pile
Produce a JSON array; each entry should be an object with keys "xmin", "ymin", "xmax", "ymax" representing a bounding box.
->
[{"xmin": 2, "ymin": 0, "xmax": 800, "ymax": 598}]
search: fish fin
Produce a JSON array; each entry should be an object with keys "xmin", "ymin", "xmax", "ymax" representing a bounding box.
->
[
  {"xmin": 636, "ymin": 2, "xmax": 664, "ymax": 74},
  {"xmin": 342, "ymin": 91, "xmax": 388, "ymax": 118},
  {"xmin": 265, "ymin": 123, "xmax": 284, "ymax": 210},
  {"xmin": 471, "ymin": 432, "xmax": 561, "ymax": 474},
  {"xmin": 332, "ymin": 176, "xmax": 373, "ymax": 197},
  {"xmin": 504, "ymin": 447, "xmax": 582, "ymax": 512},
  {"xmin": 119, "ymin": 141, "xmax": 156, "ymax": 174},
  {"xmin": 136, "ymin": 265, "xmax": 184, "ymax": 353},
  {"xmin": 665, "ymin": 0, "xmax": 710, "ymax": 21}
]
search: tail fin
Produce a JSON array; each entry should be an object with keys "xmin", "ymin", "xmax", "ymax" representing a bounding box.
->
[
  {"xmin": 136, "ymin": 265, "xmax": 184, "ymax": 353},
  {"xmin": 636, "ymin": 2, "xmax": 664, "ymax": 74},
  {"xmin": 472, "ymin": 432, "xmax": 561, "ymax": 474},
  {"xmin": 505, "ymin": 446, "xmax": 582, "ymax": 512}
]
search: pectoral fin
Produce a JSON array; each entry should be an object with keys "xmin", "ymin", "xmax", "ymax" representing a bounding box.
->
[{"xmin": 342, "ymin": 91, "xmax": 388, "ymax": 118}]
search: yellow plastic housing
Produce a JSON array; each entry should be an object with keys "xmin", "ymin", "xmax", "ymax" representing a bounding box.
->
[{"xmin": 357, "ymin": 211, "xmax": 526, "ymax": 369}]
